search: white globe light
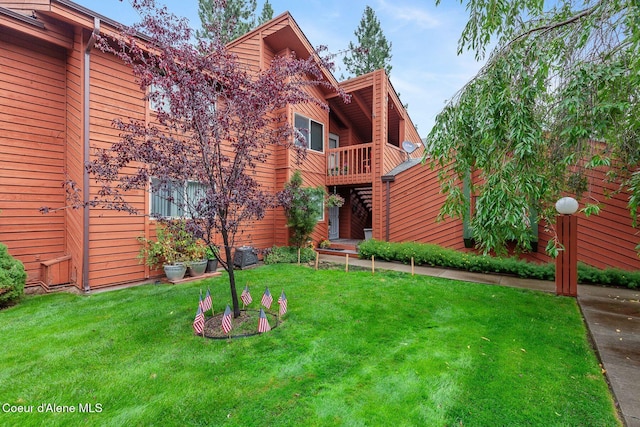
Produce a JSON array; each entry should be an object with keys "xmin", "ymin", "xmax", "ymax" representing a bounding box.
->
[{"xmin": 555, "ymin": 197, "xmax": 579, "ymax": 215}]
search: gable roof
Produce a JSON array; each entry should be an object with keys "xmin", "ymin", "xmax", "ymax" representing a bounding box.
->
[{"xmin": 227, "ymin": 11, "xmax": 341, "ymax": 90}]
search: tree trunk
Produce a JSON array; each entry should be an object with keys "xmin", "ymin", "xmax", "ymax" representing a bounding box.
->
[{"xmin": 221, "ymin": 230, "xmax": 241, "ymax": 318}]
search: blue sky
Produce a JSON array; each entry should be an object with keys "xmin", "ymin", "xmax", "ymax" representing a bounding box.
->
[{"xmin": 74, "ymin": 0, "xmax": 486, "ymax": 136}]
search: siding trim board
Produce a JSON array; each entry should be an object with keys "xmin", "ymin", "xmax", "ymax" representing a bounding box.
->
[{"xmin": 80, "ymin": 17, "xmax": 99, "ymax": 291}]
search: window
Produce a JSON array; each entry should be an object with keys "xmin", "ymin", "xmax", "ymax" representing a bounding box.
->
[
  {"xmin": 149, "ymin": 84, "xmax": 171, "ymax": 113},
  {"xmin": 309, "ymin": 190, "xmax": 325, "ymax": 222},
  {"xmin": 150, "ymin": 178, "xmax": 207, "ymax": 218},
  {"xmin": 294, "ymin": 113, "xmax": 324, "ymax": 152}
]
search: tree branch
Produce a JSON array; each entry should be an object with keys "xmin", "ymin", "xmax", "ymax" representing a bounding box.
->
[{"xmin": 508, "ymin": 2, "xmax": 604, "ymax": 48}]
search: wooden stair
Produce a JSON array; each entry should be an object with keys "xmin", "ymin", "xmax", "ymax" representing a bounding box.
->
[{"xmin": 316, "ymin": 239, "xmax": 360, "ymax": 257}]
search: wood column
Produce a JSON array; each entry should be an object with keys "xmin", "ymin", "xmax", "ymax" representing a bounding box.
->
[{"xmin": 555, "ymin": 214, "xmax": 578, "ymax": 296}]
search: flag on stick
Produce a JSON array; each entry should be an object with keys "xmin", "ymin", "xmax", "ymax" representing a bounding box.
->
[
  {"xmin": 221, "ymin": 304, "xmax": 233, "ymax": 335},
  {"xmin": 278, "ymin": 290, "xmax": 287, "ymax": 316},
  {"xmin": 240, "ymin": 284, "xmax": 252, "ymax": 306},
  {"xmin": 261, "ymin": 287, "xmax": 273, "ymax": 309},
  {"xmin": 201, "ymin": 288, "xmax": 212, "ymax": 315},
  {"xmin": 258, "ymin": 308, "xmax": 271, "ymax": 333},
  {"xmin": 193, "ymin": 304, "xmax": 205, "ymax": 335}
]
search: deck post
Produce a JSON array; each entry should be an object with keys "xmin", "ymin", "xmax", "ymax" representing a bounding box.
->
[{"xmin": 555, "ymin": 197, "xmax": 579, "ymax": 297}]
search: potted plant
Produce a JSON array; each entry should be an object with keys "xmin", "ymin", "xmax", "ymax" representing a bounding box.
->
[
  {"xmin": 326, "ymin": 193, "xmax": 345, "ymax": 208},
  {"xmin": 205, "ymin": 245, "xmax": 219, "ymax": 273},
  {"xmin": 138, "ymin": 222, "xmax": 189, "ymax": 281},
  {"xmin": 186, "ymin": 239, "xmax": 208, "ymax": 277}
]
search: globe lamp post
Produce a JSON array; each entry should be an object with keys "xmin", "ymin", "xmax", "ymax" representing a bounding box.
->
[{"xmin": 555, "ymin": 197, "xmax": 579, "ymax": 296}]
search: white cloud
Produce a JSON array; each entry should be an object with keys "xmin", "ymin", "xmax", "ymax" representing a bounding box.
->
[{"xmin": 377, "ymin": 0, "xmax": 441, "ymax": 29}]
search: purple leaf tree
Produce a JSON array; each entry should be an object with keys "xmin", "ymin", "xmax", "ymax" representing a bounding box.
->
[{"xmin": 85, "ymin": 0, "xmax": 347, "ymax": 317}]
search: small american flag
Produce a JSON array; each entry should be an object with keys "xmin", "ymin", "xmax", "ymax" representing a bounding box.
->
[
  {"xmin": 258, "ymin": 308, "xmax": 271, "ymax": 333},
  {"xmin": 221, "ymin": 304, "xmax": 233, "ymax": 335},
  {"xmin": 193, "ymin": 304, "xmax": 205, "ymax": 335},
  {"xmin": 201, "ymin": 288, "xmax": 212, "ymax": 315},
  {"xmin": 261, "ymin": 287, "xmax": 273, "ymax": 309},
  {"xmin": 240, "ymin": 285, "xmax": 252, "ymax": 306},
  {"xmin": 278, "ymin": 291, "xmax": 287, "ymax": 316}
]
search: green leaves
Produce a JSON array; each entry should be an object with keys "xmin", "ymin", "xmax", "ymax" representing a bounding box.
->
[
  {"xmin": 280, "ymin": 170, "xmax": 326, "ymax": 248},
  {"xmin": 428, "ymin": 0, "xmax": 640, "ymax": 255},
  {"xmin": 197, "ymin": 0, "xmax": 273, "ymax": 44},
  {"xmin": 343, "ymin": 6, "xmax": 393, "ymax": 77}
]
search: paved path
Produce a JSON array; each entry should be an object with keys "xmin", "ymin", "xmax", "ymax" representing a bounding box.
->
[{"xmin": 319, "ymin": 254, "xmax": 640, "ymax": 427}]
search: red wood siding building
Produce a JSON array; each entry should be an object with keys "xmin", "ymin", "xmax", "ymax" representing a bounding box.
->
[{"xmin": 1, "ymin": 0, "xmax": 637, "ymax": 292}]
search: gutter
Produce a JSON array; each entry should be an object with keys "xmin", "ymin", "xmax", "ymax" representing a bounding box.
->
[
  {"xmin": 0, "ymin": 6, "xmax": 45, "ymax": 28},
  {"xmin": 82, "ymin": 17, "xmax": 100, "ymax": 292}
]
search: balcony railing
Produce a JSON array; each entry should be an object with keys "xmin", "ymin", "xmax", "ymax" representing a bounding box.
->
[{"xmin": 326, "ymin": 143, "xmax": 373, "ymax": 185}]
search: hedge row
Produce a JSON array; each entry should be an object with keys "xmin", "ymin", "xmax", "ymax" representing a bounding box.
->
[
  {"xmin": 263, "ymin": 246, "xmax": 316, "ymax": 265},
  {"xmin": 357, "ymin": 239, "xmax": 640, "ymax": 289}
]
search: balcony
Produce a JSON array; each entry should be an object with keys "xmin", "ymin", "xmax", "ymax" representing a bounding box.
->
[{"xmin": 326, "ymin": 143, "xmax": 373, "ymax": 185}]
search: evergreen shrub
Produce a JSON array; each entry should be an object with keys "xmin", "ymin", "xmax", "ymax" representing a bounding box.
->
[{"xmin": 0, "ymin": 243, "xmax": 26, "ymax": 307}]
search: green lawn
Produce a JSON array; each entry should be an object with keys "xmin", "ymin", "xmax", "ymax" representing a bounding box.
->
[{"xmin": 0, "ymin": 264, "xmax": 620, "ymax": 426}]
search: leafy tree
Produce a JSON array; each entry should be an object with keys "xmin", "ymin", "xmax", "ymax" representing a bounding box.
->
[
  {"xmin": 427, "ymin": 0, "xmax": 640, "ymax": 256},
  {"xmin": 197, "ymin": 0, "xmax": 273, "ymax": 44},
  {"xmin": 77, "ymin": 0, "xmax": 344, "ymax": 317},
  {"xmin": 279, "ymin": 170, "xmax": 325, "ymax": 248},
  {"xmin": 343, "ymin": 5, "xmax": 392, "ymax": 77}
]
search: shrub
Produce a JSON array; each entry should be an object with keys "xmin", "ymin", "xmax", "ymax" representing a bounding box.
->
[
  {"xmin": 280, "ymin": 171, "xmax": 325, "ymax": 249},
  {"xmin": 263, "ymin": 246, "xmax": 316, "ymax": 264},
  {"xmin": 0, "ymin": 243, "xmax": 26, "ymax": 307},
  {"xmin": 358, "ymin": 239, "xmax": 638, "ymax": 289}
]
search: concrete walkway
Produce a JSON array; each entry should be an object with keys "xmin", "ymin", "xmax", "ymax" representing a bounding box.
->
[{"xmin": 319, "ymin": 254, "xmax": 640, "ymax": 427}]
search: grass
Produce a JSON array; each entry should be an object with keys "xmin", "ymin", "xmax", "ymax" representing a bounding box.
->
[{"xmin": 0, "ymin": 264, "xmax": 620, "ymax": 426}]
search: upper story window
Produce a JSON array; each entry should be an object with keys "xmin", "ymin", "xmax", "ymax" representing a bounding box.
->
[
  {"xmin": 150, "ymin": 84, "xmax": 218, "ymax": 119},
  {"xmin": 294, "ymin": 113, "xmax": 324, "ymax": 153},
  {"xmin": 150, "ymin": 177, "xmax": 207, "ymax": 219},
  {"xmin": 149, "ymin": 84, "xmax": 174, "ymax": 113}
]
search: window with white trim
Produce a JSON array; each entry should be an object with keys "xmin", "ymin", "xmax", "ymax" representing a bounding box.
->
[
  {"xmin": 150, "ymin": 177, "xmax": 207, "ymax": 218},
  {"xmin": 310, "ymin": 191, "xmax": 325, "ymax": 222},
  {"xmin": 294, "ymin": 113, "xmax": 324, "ymax": 152},
  {"xmin": 149, "ymin": 84, "xmax": 174, "ymax": 113}
]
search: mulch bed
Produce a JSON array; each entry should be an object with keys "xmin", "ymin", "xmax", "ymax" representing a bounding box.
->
[{"xmin": 201, "ymin": 309, "xmax": 280, "ymax": 339}]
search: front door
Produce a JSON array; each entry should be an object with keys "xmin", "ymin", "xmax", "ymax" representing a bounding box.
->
[{"xmin": 328, "ymin": 206, "xmax": 339, "ymax": 240}]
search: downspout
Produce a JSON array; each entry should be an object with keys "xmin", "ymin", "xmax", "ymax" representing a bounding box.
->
[
  {"xmin": 82, "ymin": 17, "xmax": 100, "ymax": 292},
  {"xmin": 381, "ymin": 175, "xmax": 394, "ymax": 242}
]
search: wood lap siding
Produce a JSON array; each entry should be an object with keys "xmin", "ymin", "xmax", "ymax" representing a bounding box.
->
[
  {"xmin": 388, "ymin": 160, "xmax": 640, "ymax": 271},
  {"xmin": 573, "ymin": 168, "xmax": 640, "ymax": 271},
  {"xmin": 0, "ymin": 30, "xmax": 67, "ymax": 284},
  {"xmin": 387, "ymin": 162, "xmax": 465, "ymax": 250},
  {"xmin": 63, "ymin": 28, "xmax": 84, "ymax": 287},
  {"xmin": 87, "ymin": 51, "xmax": 147, "ymax": 288},
  {"xmin": 371, "ymin": 70, "xmax": 386, "ymax": 241}
]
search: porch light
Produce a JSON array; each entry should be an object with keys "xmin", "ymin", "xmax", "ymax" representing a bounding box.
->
[{"xmin": 555, "ymin": 197, "xmax": 578, "ymax": 215}]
